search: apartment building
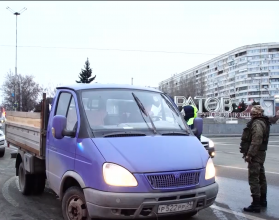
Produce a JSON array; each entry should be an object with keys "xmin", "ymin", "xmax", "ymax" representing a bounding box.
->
[{"xmin": 159, "ymin": 43, "xmax": 279, "ymax": 105}]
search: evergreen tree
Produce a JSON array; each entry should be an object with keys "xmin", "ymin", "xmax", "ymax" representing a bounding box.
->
[{"xmin": 76, "ymin": 58, "xmax": 96, "ymax": 83}]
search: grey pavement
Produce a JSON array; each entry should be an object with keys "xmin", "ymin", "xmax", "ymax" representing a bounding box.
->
[{"xmin": 0, "ymin": 134, "xmax": 279, "ymax": 220}]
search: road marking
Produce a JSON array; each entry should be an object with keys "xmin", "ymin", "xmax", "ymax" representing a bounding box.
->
[
  {"xmin": 215, "ymin": 143, "xmax": 279, "ymax": 148},
  {"xmin": 212, "ymin": 207, "xmax": 229, "ymax": 220},
  {"xmin": 211, "ymin": 205, "xmax": 267, "ymax": 220},
  {"xmin": 216, "ymin": 150, "xmax": 239, "ymax": 155},
  {"xmin": 215, "ymin": 165, "xmax": 279, "ymax": 175},
  {"xmin": 267, "ymin": 145, "xmax": 279, "ymax": 147},
  {"xmin": 15, "ymin": 176, "xmax": 21, "ymax": 192},
  {"xmin": 2, "ymin": 176, "xmax": 19, "ymax": 207}
]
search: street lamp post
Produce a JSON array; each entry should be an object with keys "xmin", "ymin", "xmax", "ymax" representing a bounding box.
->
[{"xmin": 7, "ymin": 7, "xmax": 27, "ymax": 111}]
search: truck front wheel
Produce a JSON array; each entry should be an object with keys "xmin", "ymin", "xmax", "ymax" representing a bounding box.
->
[
  {"xmin": 62, "ymin": 186, "xmax": 89, "ymax": 220},
  {"xmin": 18, "ymin": 162, "xmax": 33, "ymax": 195}
]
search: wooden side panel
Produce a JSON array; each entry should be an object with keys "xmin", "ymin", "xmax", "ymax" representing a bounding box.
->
[
  {"xmin": 6, "ymin": 111, "xmax": 41, "ymax": 128},
  {"xmin": 6, "ymin": 111, "xmax": 41, "ymax": 119},
  {"xmin": 5, "ymin": 124, "xmax": 41, "ymax": 155},
  {"xmin": 5, "ymin": 111, "xmax": 42, "ymax": 156}
]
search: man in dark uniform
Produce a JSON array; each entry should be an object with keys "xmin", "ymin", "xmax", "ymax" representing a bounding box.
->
[{"xmin": 240, "ymin": 105, "xmax": 271, "ymax": 213}]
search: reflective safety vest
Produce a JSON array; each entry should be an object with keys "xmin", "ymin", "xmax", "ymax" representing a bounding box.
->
[{"xmin": 184, "ymin": 105, "xmax": 198, "ymax": 126}]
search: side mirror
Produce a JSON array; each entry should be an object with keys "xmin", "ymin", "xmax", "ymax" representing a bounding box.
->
[
  {"xmin": 191, "ymin": 127, "xmax": 198, "ymax": 135},
  {"xmin": 62, "ymin": 129, "xmax": 76, "ymax": 138},
  {"xmin": 193, "ymin": 117, "xmax": 203, "ymax": 139},
  {"xmin": 52, "ymin": 115, "xmax": 75, "ymax": 139}
]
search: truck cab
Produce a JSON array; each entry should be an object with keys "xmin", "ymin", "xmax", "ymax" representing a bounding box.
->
[{"xmin": 7, "ymin": 84, "xmax": 218, "ymax": 220}]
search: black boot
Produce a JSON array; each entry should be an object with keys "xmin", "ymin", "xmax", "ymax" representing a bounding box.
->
[
  {"xmin": 243, "ymin": 196, "xmax": 261, "ymax": 213},
  {"xmin": 260, "ymin": 193, "xmax": 267, "ymax": 208}
]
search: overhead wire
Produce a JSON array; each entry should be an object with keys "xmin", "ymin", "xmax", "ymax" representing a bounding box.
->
[{"xmin": 0, "ymin": 44, "xmax": 220, "ymax": 56}]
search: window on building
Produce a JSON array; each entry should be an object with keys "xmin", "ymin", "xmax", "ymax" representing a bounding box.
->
[{"xmin": 268, "ymin": 48, "xmax": 279, "ymax": 52}]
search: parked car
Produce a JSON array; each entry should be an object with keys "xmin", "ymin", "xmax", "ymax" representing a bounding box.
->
[
  {"xmin": 0, "ymin": 130, "xmax": 5, "ymax": 157},
  {"xmin": 201, "ymin": 135, "xmax": 215, "ymax": 158},
  {"xmin": 6, "ymin": 84, "xmax": 218, "ymax": 219}
]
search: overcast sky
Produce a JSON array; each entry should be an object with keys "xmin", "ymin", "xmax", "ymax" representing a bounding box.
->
[{"xmin": 1, "ymin": 1, "xmax": 279, "ymax": 101}]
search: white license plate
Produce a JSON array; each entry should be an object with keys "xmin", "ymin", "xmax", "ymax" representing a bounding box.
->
[{"xmin": 157, "ymin": 201, "xmax": 194, "ymax": 214}]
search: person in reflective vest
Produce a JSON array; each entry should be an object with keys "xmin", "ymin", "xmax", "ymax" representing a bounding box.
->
[{"xmin": 183, "ymin": 105, "xmax": 198, "ymax": 129}]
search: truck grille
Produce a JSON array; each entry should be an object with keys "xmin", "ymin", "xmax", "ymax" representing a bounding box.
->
[{"xmin": 145, "ymin": 171, "xmax": 200, "ymax": 189}]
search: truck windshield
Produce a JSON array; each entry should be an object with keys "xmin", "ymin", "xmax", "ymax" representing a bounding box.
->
[{"xmin": 81, "ymin": 89, "xmax": 190, "ymax": 134}]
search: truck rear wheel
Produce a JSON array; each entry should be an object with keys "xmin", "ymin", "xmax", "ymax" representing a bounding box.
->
[
  {"xmin": 62, "ymin": 186, "xmax": 89, "ymax": 220},
  {"xmin": 18, "ymin": 162, "xmax": 33, "ymax": 195},
  {"xmin": 0, "ymin": 147, "xmax": 5, "ymax": 158},
  {"xmin": 33, "ymin": 174, "xmax": 46, "ymax": 195}
]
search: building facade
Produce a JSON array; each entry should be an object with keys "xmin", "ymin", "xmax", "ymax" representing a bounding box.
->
[{"xmin": 159, "ymin": 43, "xmax": 279, "ymax": 105}]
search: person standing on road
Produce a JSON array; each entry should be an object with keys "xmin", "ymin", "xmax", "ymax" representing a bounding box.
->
[
  {"xmin": 240, "ymin": 105, "xmax": 271, "ymax": 213},
  {"xmin": 183, "ymin": 105, "xmax": 198, "ymax": 129}
]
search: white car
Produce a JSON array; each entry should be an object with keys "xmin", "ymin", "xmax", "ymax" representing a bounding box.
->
[
  {"xmin": 200, "ymin": 135, "xmax": 215, "ymax": 158},
  {"xmin": 0, "ymin": 130, "xmax": 5, "ymax": 157}
]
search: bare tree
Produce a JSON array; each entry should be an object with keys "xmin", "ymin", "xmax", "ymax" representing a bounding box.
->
[
  {"xmin": 187, "ymin": 76, "xmax": 197, "ymax": 98},
  {"xmin": 42, "ymin": 82, "xmax": 62, "ymax": 98},
  {"xmin": 168, "ymin": 78, "xmax": 176, "ymax": 97},
  {"xmin": 159, "ymin": 82, "xmax": 169, "ymax": 94},
  {"xmin": 177, "ymin": 76, "xmax": 188, "ymax": 96},
  {"xmin": 1, "ymin": 71, "xmax": 42, "ymax": 112}
]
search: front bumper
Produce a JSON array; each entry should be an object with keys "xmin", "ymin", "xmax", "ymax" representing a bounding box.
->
[
  {"xmin": 84, "ymin": 182, "xmax": 218, "ymax": 219},
  {"xmin": 0, "ymin": 140, "xmax": 5, "ymax": 145}
]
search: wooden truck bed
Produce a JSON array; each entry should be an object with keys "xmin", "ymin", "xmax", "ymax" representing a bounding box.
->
[
  {"xmin": 5, "ymin": 111, "xmax": 42, "ymax": 156},
  {"xmin": 5, "ymin": 94, "xmax": 48, "ymax": 158}
]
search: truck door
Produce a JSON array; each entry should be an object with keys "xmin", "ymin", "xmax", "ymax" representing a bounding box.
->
[{"xmin": 47, "ymin": 91, "xmax": 79, "ymax": 195}]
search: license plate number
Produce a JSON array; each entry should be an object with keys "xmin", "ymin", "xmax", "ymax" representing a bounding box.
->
[{"xmin": 158, "ymin": 201, "xmax": 194, "ymax": 214}]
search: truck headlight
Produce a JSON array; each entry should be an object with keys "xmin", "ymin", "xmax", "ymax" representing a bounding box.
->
[
  {"xmin": 209, "ymin": 140, "xmax": 214, "ymax": 148},
  {"xmin": 205, "ymin": 158, "xmax": 216, "ymax": 180},
  {"xmin": 103, "ymin": 163, "xmax": 138, "ymax": 187}
]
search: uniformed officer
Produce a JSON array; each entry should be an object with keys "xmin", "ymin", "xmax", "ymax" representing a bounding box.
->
[{"xmin": 240, "ymin": 105, "xmax": 271, "ymax": 213}]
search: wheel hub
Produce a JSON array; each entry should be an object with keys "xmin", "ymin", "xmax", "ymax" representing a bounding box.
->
[{"xmin": 67, "ymin": 197, "xmax": 87, "ymax": 220}]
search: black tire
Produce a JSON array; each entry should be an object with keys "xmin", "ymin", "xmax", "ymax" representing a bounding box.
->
[
  {"xmin": 0, "ymin": 147, "xmax": 5, "ymax": 158},
  {"xmin": 62, "ymin": 186, "xmax": 89, "ymax": 220},
  {"xmin": 18, "ymin": 162, "xmax": 33, "ymax": 195},
  {"xmin": 33, "ymin": 174, "xmax": 46, "ymax": 195},
  {"xmin": 182, "ymin": 211, "xmax": 198, "ymax": 218}
]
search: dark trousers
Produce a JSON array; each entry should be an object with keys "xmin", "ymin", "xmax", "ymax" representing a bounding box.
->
[{"xmin": 248, "ymin": 161, "xmax": 267, "ymax": 197}]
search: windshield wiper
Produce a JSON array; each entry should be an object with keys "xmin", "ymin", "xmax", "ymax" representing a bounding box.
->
[
  {"xmin": 132, "ymin": 93, "xmax": 157, "ymax": 134},
  {"xmin": 161, "ymin": 131, "xmax": 189, "ymax": 136},
  {"xmin": 103, "ymin": 131, "xmax": 146, "ymax": 138}
]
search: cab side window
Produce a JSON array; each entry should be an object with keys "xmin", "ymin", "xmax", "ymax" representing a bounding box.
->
[
  {"xmin": 56, "ymin": 93, "xmax": 71, "ymax": 116},
  {"xmin": 66, "ymin": 97, "xmax": 78, "ymax": 131},
  {"xmin": 55, "ymin": 92, "xmax": 78, "ymax": 131}
]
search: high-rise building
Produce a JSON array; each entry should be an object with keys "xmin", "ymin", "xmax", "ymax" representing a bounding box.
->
[{"xmin": 159, "ymin": 43, "xmax": 279, "ymax": 105}]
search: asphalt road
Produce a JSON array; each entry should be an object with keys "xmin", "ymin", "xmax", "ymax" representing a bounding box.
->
[{"xmin": 0, "ymin": 135, "xmax": 278, "ymax": 220}]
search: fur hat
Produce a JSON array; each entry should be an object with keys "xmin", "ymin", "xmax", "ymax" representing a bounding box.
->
[{"xmin": 251, "ymin": 105, "xmax": 264, "ymax": 115}]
